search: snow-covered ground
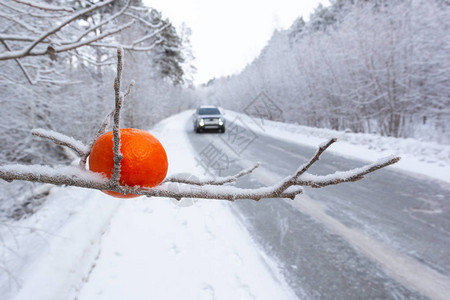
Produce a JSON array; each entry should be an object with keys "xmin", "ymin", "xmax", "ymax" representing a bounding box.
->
[
  {"xmin": 0, "ymin": 110, "xmax": 296, "ymax": 300},
  {"xmin": 224, "ymin": 110, "xmax": 450, "ymax": 184},
  {"xmin": 0, "ymin": 109, "xmax": 448, "ymax": 300}
]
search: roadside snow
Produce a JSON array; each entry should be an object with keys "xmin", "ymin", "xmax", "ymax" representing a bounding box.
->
[
  {"xmin": 224, "ymin": 110, "xmax": 450, "ymax": 184},
  {"xmin": 0, "ymin": 187, "xmax": 120, "ymax": 299}
]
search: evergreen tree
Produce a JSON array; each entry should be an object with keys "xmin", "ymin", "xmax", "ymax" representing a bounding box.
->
[{"xmin": 150, "ymin": 11, "xmax": 185, "ymax": 85}]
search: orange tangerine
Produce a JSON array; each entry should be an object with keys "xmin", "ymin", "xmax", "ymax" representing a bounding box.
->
[{"xmin": 89, "ymin": 128, "xmax": 168, "ymax": 198}]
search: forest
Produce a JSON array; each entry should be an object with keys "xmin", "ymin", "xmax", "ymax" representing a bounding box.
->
[{"xmin": 200, "ymin": 0, "xmax": 449, "ymax": 143}]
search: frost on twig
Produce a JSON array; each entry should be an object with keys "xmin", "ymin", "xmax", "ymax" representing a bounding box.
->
[
  {"xmin": 164, "ymin": 163, "xmax": 261, "ymax": 186},
  {"xmin": 110, "ymin": 47, "xmax": 124, "ymax": 189},
  {"xmin": 31, "ymin": 128, "xmax": 89, "ymax": 157},
  {"xmin": 0, "ymin": 49, "xmax": 401, "ymax": 201},
  {"xmin": 12, "ymin": 0, "xmax": 74, "ymax": 12}
]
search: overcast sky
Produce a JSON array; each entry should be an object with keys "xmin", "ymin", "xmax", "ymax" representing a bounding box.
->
[{"xmin": 143, "ymin": 0, "xmax": 330, "ymax": 85}]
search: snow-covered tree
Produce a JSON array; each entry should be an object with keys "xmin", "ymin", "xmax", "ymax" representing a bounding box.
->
[
  {"xmin": 0, "ymin": 0, "xmax": 195, "ymax": 215},
  {"xmin": 200, "ymin": 0, "xmax": 450, "ymax": 142}
]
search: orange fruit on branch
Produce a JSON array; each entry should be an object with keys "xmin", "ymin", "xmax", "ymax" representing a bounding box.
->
[{"xmin": 89, "ymin": 128, "xmax": 168, "ymax": 198}]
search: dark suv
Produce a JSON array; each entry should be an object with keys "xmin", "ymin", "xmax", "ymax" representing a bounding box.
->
[{"xmin": 193, "ymin": 106, "xmax": 225, "ymax": 133}]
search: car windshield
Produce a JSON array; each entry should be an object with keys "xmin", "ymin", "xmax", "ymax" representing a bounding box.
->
[{"xmin": 198, "ymin": 107, "xmax": 220, "ymax": 115}]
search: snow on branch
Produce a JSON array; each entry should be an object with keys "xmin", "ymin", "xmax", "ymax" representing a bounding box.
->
[
  {"xmin": 0, "ymin": 49, "xmax": 401, "ymax": 202},
  {"xmin": 164, "ymin": 163, "xmax": 261, "ymax": 186},
  {"xmin": 12, "ymin": 0, "xmax": 74, "ymax": 12},
  {"xmin": 0, "ymin": 0, "xmax": 168, "ymax": 62},
  {"xmin": 2, "ymin": 0, "xmax": 116, "ymax": 60},
  {"xmin": 31, "ymin": 128, "xmax": 89, "ymax": 157},
  {"xmin": 72, "ymin": 0, "xmax": 132, "ymax": 43},
  {"xmin": 110, "ymin": 47, "xmax": 124, "ymax": 189}
]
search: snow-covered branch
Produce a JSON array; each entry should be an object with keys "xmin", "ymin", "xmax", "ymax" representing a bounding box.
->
[
  {"xmin": 31, "ymin": 128, "xmax": 89, "ymax": 157},
  {"xmin": 0, "ymin": 150, "xmax": 400, "ymax": 201},
  {"xmin": 0, "ymin": 0, "xmax": 168, "ymax": 61},
  {"xmin": 110, "ymin": 47, "xmax": 124, "ymax": 189},
  {"xmin": 164, "ymin": 163, "xmax": 261, "ymax": 186},
  {"xmin": 52, "ymin": 20, "xmax": 136, "ymax": 54},
  {"xmin": 88, "ymin": 38, "xmax": 164, "ymax": 52},
  {"xmin": 0, "ymin": 0, "xmax": 116, "ymax": 60},
  {"xmin": 72, "ymin": 0, "xmax": 132, "ymax": 43},
  {"xmin": 12, "ymin": 0, "xmax": 74, "ymax": 12},
  {"xmin": 0, "ymin": 49, "xmax": 401, "ymax": 201}
]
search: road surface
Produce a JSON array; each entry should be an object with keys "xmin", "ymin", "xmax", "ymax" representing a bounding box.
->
[{"xmin": 186, "ymin": 117, "xmax": 450, "ymax": 300}]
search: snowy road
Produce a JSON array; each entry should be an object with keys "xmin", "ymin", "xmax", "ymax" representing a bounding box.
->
[
  {"xmin": 187, "ymin": 112, "xmax": 450, "ymax": 300},
  {"xmin": 1, "ymin": 110, "xmax": 449, "ymax": 300}
]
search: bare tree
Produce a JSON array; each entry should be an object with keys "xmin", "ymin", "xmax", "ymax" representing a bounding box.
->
[{"xmin": 0, "ymin": 48, "xmax": 400, "ymax": 202}]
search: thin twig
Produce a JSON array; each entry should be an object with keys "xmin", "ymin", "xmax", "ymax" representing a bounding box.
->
[
  {"xmin": 73, "ymin": 0, "xmax": 131, "ymax": 43},
  {"xmin": 88, "ymin": 39, "xmax": 164, "ymax": 52},
  {"xmin": 274, "ymin": 138, "xmax": 336, "ymax": 195},
  {"xmin": 164, "ymin": 163, "xmax": 261, "ymax": 186},
  {"xmin": 124, "ymin": 80, "xmax": 135, "ymax": 97},
  {"xmin": 0, "ymin": 0, "xmax": 115, "ymax": 60},
  {"xmin": 54, "ymin": 21, "xmax": 136, "ymax": 53},
  {"xmin": 110, "ymin": 47, "xmax": 124, "ymax": 188},
  {"xmin": 12, "ymin": 0, "xmax": 74, "ymax": 12},
  {"xmin": 296, "ymin": 156, "xmax": 401, "ymax": 188},
  {"xmin": 294, "ymin": 138, "xmax": 337, "ymax": 179},
  {"xmin": 79, "ymin": 110, "xmax": 115, "ymax": 169},
  {"xmin": 0, "ymin": 40, "xmax": 34, "ymax": 85},
  {"xmin": 32, "ymin": 128, "xmax": 89, "ymax": 157}
]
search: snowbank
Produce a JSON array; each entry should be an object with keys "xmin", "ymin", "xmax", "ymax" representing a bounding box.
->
[
  {"xmin": 0, "ymin": 187, "xmax": 120, "ymax": 299},
  {"xmin": 224, "ymin": 110, "xmax": 450, "ymax": 184}
]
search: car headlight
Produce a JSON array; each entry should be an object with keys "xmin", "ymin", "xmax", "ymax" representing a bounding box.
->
[
  {"xmin": 218, "ymin": 118, "xmax": 223, "ymax": 126},
  {"xmin": 199, "ymin": 119, "xmax": 205, "ymax": 126}
]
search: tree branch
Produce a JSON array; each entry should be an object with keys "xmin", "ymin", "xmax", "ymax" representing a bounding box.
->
[
  {"xmin": 12, "ymin": 0, "xmax": 74, "ymax": 12},
  {"xmin": 0, "ymin": 40, "xmax": 34, "ymax": 85},
  {"xmin": 296, "ymin": 156, "xmax": 401, "ymax": 188},
  {"xmin": 164, "ymin": 163, "xmax": 261, "ymax": 186},
  {"xmin": 0, "ymin": 48, "xmax": 401, "ymax": 202},
  {"xmin": 273, "ymin": 138, "xmax": 337, "ymax": 195},
  {"xmin": 79, "ymin": 108, "xmax": 119, "ymax": 169},
  {"xmin": 55, "ymin": 21, "xmax": 136, "ymax": 53},
  {"xmin": 0, "ymin": 154, "xmax": 400, "ymax": 201},
  {"xmin": 73, "ymin": 0, "xmax": 131, "ymax": 43},
  {"xmin": 110, "ymin": 47, "xmax": 124, "ymax": 188},
  {"xmin": 31, "ymin": 129, "xmax": 89, "ymax": 157},
  {"xmin": 0, "ymin": 0, "xmax": 116, "ymax": 60}
]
